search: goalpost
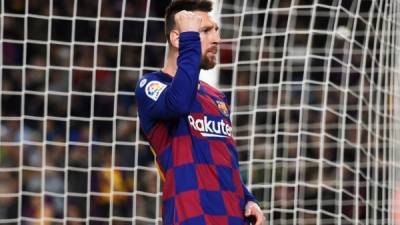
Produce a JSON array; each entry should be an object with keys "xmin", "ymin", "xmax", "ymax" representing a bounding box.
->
[{"xmin": 1, "ymin": 0, "xmax": 400, "ymax": 225}]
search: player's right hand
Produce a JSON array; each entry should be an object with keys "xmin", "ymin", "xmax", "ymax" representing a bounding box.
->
[{"xmin": 174, "ymin": 10, "xmax": 202, "ymax": 33}]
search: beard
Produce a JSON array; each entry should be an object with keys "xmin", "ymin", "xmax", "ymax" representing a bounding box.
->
[
  {"xmin": 200, "ymin": 47, "xmax": 218, "ymax": 70},
  {"xmin": 200, "ymin": 55, "xmax": 216, "ymax": 70}
]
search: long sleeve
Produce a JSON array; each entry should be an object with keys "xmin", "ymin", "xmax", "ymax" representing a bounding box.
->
[
  {"xmin": 135, "ymin": 32, "xmax": 201, "ymax": 119},
  {"xmin": 220, "ymin": 92, "xmax": 259, "ymax": 204},
  {"xmin": 242, "ymin": 181, "xmax": 258, "ymax": 204}
]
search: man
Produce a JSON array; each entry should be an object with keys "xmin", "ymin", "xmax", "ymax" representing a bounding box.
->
[{"xmin": 135, "ymin": 0, "xmax": 264, "ymax": 224}]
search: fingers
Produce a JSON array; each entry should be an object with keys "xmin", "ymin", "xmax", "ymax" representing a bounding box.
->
[
  {"xmin": 250, "ymin": 209, "xmax": 264, "ymax": 225},
  {"xmin": 245, "ymin": 206, "xmax": 251, "ymax": 216},
  {"xmin": 245, "ymin": 203, "xmax": 265, "ymax": 225},
  {"xmin": 174, "ymin": 10, "xmax": 202, "ymax": 32},
  {"xmin": 254, "ymin": 212, "xmax": 264, "ymax": 225}
]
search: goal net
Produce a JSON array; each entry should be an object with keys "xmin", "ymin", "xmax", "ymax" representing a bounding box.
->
[{"xmin": 1, "ymin": 0, "xmax": 400, "ymax": 225}]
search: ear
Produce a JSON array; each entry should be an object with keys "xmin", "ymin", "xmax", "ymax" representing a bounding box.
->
[{"xmin": 169, "ymin": 30, "xmax": 180, "ymax": 49}]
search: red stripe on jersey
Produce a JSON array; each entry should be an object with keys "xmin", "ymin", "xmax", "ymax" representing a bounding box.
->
[
  {"xmin": 205, "ymin": 215, "xmax": 229, "ymax": 225},
  {"xmin": 233, "ymin": 172, "xmax": 245, "ymax": 199},
  {"xmin": 222, "ymin": 191, "xmax": 243, "ymax": 217},
  {"xmin": 197, "ymin": 94, "xmax": 220, "ymax": 116},
  {"xmin": 200, "ymin": 81, "xmax": 225, "ymax": 99},
  {"xmin": 176, "ymin": 190, "xmax": 203, "ymax": 221},
  {"xmin": 147, "ymin": 122, "xmax": 170, "ymax": 155},
  {"xmin": 172, "ymin": 136, "xmax": 194, "ymax": 166},
  {"xmin": 209, "ymin": 140, "xmax": 232, "ymax": 167},
  {"xmin": 163, "ymin": 169, "xmax": 175, "ymax": 200},
  {"xmin": 195, "ymin": 164, "xmax": 220, "ymax": 191}
]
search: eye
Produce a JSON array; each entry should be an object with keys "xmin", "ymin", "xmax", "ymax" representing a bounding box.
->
[{"xmin": 200, "ymin": 26, "xmax": 213, "ymax": 34}]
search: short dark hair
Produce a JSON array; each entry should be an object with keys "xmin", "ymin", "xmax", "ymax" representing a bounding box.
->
[{"xmin": 164, "ymin": 0, "xmax": 213, "ymax": 42}]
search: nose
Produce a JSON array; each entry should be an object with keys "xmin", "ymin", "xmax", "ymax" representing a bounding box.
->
[{"xmin": 212, "ymin": 29, "xmax": 221, "ymax": 45}]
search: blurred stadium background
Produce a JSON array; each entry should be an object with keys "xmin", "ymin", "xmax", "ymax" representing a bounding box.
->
[{"xmin": 1, "ymin": 0, "xmax": 400, "ymax": 225}]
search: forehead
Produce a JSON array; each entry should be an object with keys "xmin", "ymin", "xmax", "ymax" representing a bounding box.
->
[{"xmin": 193, "ymin": 11, "xmax": 218, "ymax": 27}]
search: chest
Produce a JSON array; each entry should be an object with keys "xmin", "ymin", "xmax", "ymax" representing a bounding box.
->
[
  {"xmin": 185, "ymin": 87, "xmax": 234, "ymax": 140},
  {"xmin": 191, "ymin": 86, "xmax": 230, "ymax": 118}
]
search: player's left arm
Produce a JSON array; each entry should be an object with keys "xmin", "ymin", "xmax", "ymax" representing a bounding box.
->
[
  {"xmin": 222, "ymin": 94, "xmax": 265, "ymax": 224},
  {"xmin": 242, "ymin": 182, "xmax": 265, "ymax": 225},
  {"xmin": 244, "ymin": 199, "xmax": 265, "ymax": 225},
  {"xmin": 245, "ymin": 202, "xmax": 265, "ymax": 225}
]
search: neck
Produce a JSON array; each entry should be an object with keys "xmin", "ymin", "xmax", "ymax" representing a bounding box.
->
[{"xmin": 162, "ymin": 49, "xmax": 179, "ymax": 77}]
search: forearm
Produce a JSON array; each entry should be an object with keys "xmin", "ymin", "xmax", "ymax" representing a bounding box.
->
[
  {"xmin": 165, "ymin": 32, "xmax": 201, "ymax": 114},
  {"xmin": 242, "ymin": 181, "xmax": 258, "ymax": 205},
  {"xmin": 135, "ymin": 32, "xmax": 201, "ymax": 119}
]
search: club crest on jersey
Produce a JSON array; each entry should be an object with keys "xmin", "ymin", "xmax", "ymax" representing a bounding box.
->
[
  {"xmin": 145, "ymin": 81, "xmax": 167, "ymax": 101},
  {"xmin": 216, "ymin": 100, "xmax": 229, "ymax": 117}
]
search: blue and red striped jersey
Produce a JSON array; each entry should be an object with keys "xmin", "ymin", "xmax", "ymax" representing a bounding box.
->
[{"xmin": 135, "ymin": 32, "xmax": 257, "ymax": 225}]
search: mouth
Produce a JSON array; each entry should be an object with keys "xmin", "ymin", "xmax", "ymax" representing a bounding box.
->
[{"xmin": 208, "ymin": 47, "xmax": 218, "ymax": 54}]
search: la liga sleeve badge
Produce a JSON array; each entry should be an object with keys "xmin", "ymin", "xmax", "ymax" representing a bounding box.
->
[{"xmin": 145, "ymin": 81, "xmax": 167, "ymax": 101}]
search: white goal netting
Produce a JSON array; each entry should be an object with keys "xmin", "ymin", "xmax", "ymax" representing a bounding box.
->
[{"xmin": 1, "ymin": 0, "xmax": 400, "ymax": 225}]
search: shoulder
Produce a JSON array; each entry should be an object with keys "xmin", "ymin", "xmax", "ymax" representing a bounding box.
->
[
  {"xmin": 136, "ymin": 72, "xmax": 168, "ymax": 90},
  {"xmin": 135, "ymin": 72, "xmax": 169, "ymax": 101},
  {"xmin": 200, "ymin": 81, "xmax": 225, "ymax": 99}
]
